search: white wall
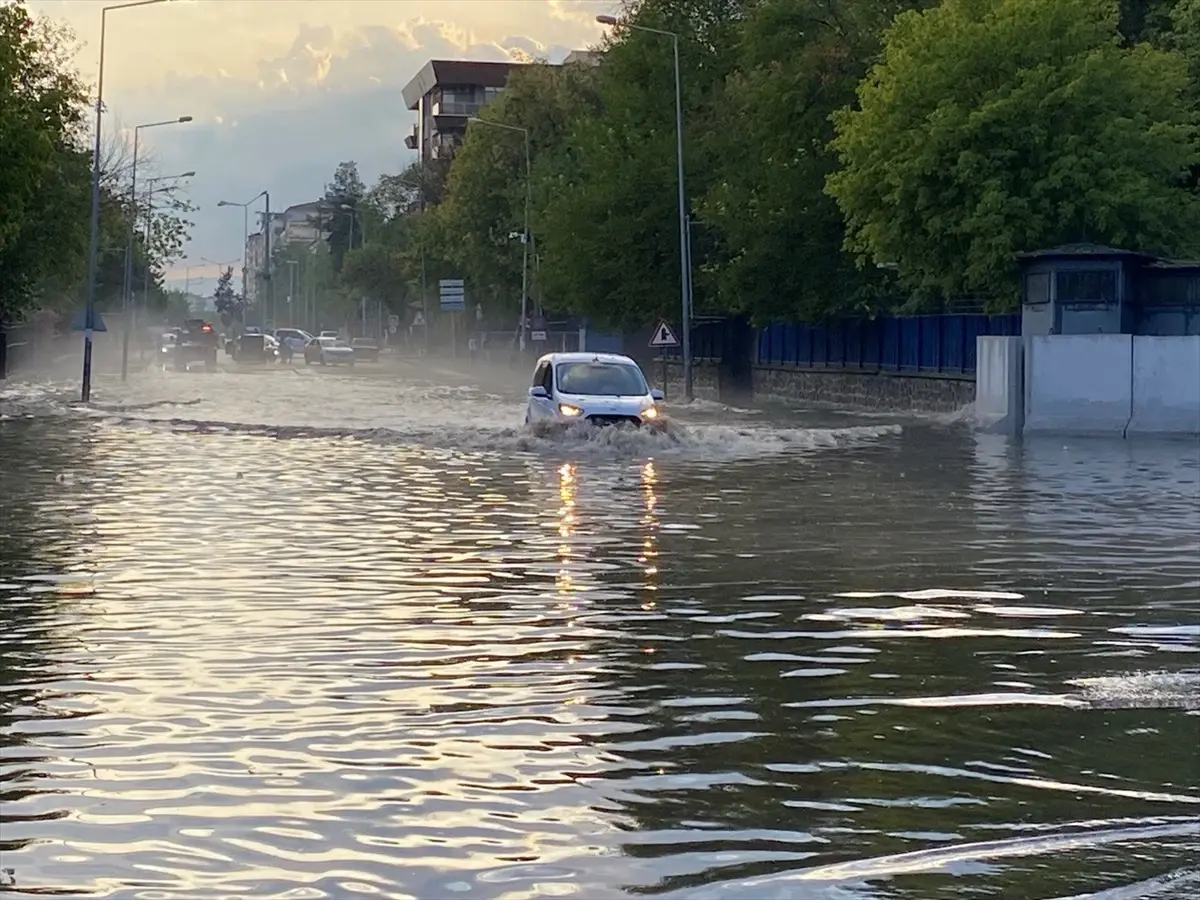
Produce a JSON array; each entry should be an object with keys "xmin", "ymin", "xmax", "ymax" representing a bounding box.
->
[
  {"xmin": 1128, "ymin": 336, "xmax": 1200, "ymax": 435},
  {"xmin": 975, "ymin": 336, "xmax": 1024, "ymax": 434},
  {"xmin": 1020, "ymin": 334, "xmax": 1200, "ymax": 437},
  {"xmin": 1024, "ymin": 335, "xmax": 1133, "ymax": 436}
]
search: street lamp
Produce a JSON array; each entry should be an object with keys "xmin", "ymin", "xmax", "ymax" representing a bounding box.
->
[
  {"xmin": 468, "ymin": 117, "xmax": 531, "ymax": 352},
  {"xmin": 81, "ymin": 0, "xmax": 176, "ymax": 403},
  {"xmin": 121, "ymin": 114, "xmax": 192, "ymax": 382},
  {"xmin": 141, "ymin": 170, "xmax": 194, "ymax": 324},
  {"xmin": 217, "ymin": 190, "xmax": 267, "ymax": 301},
  {"xmin": 597, "ymin": 13, "xmax": 693, "ymax": 401}
]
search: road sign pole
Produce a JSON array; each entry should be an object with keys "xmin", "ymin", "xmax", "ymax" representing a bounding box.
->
[{"xmin": 661, "ymin": 347, "xmax": 667, "ymax": 401}]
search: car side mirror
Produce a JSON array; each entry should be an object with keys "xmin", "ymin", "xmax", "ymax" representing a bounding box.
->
[
  {"xmin": 529, "ymin": 385, "xmax": 549, "ymax": 399},
  {"xmin": 650, "ymin": 389, "xmax": 665, "ymax": 401}
]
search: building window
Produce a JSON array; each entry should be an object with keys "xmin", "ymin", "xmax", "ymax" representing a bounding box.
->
[
  {"xmin": 1145, "ymin": 273, "xmax": 1195, "ymax": 306},
  {"xmin": 1056, "ymin": 269, "xmax": 1117, "ymax": 303},
  {"xmin": 1024, "ymin": 272, "xmax": 1050, "ymax": 305}
]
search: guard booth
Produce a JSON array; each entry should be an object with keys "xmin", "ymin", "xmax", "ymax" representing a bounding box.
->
[{"xmin": 1016, "ymin": 243, "xmax": 1150, "ymax": 335}]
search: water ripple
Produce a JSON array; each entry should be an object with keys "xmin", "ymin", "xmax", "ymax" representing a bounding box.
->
[{"xmin": 0, "ymin": 367, "xmax": 1197, "ymax": 898}]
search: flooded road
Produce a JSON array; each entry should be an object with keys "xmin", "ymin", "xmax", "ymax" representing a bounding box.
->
[{"xmin": 1, "ymin": 361, "xmax": 1198, "ymax": 899}]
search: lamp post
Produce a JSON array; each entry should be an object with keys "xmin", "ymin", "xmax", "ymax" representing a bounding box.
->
[
  {"xmin": 141, "ymin": 170, "xmax": 195, "ymax": 325},
  {"xmin": 468, "ymin": 117, "xmax": 531, "ymax": 353},
  {"xmin": 217, "ymin": 190, "xmax": 267, "ymax": 303},
  {"xmin": 121, "ymin": 114, "xmax": 192, "ymax": 382},
  {"xmin": 340, "ymin": 203, "xmax": 370, "ymax": 335},
  {"xmin": 285, "ymin": 259, "xmax": 299, "ymax": 328},
  {"xmin": 597, "ymin": 14, "xmax": 693, "ymax": 401},
  {"xmin": 81, "ymin": 0, "xmax": 174, "ymax": 404},
  {"xmin": 260, "ymin": 193, "xmax": 273, "ymax": 328}
]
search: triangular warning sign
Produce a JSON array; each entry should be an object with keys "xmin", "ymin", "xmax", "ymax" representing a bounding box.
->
[{"xmin": 649, "ymin": 320, "xmax": 679, "ymax": 348}]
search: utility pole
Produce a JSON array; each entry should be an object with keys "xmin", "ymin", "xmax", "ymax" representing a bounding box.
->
[{"xmin": 263, "ymin": 192, "xmax": 272, "ymax": 329}]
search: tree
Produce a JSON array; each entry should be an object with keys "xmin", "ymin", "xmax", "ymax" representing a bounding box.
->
[
  {"xmin": 535, "ymin": 0, "xmax": 748, "ymax": 329},
  {"xmin": 700, "ymin": 0, "xmax": 935, "ymax": 322},
  {"xmin": 0, "ymin": 4, "xmax": 90, "ymax": 323},
  {"xmin": 826, "ymin": 0, "xmax": 1200, "ymax": 305},
  {"xmin": 212, "ymin": 266, "xmax": 244, "ymax": 326},
  {"xmin": 434, "ymin": 62, "xmax": 601, "ymax": 319},
  {"xmin": 323, "ymin": 160, "xmax": 366, "ymax": 272}
]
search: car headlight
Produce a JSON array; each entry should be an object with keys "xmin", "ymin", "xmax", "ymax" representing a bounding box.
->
[
  {"xmin": 641, "ymin": 405, "xmax": 659, "ymax": 420},
  {"xmin": 558, "ymin": 403, "xmax": 584, "ymax": 417}
]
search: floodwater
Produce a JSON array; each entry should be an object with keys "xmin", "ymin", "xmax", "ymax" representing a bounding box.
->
[{"xmin": 1, "ymin": 358, "xmax": 1198, "ymax": 900}]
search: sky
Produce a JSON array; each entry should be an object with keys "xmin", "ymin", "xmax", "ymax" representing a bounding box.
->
[{"xmin": 27, "ymin": 0, "xmax": 618, "ymax": 296}]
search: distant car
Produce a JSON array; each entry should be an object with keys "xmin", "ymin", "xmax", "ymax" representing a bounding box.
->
[
  {"xmin": 304, "ymin": 336, "xmax": 355, "ymax": 367},
  {"xmin": 274, "ymin": 328, "xmax": 313, "ymax": 354},
  {"xmin": 159, "ymin": 332, "xmax": 178, "ymax": 365},
  {"xmin": 173, "ymin": 319, "xmax": 219, "ymax": 372},
  {"xmin": 524, "ymin": 352, "xmax": 664, "ymax": 427},
  {"xmin": 319, "ymin": 330, "xmax": 340, "ymax": 340},
  {"xmin": 351, "ymin": 337, "xmax": 380, "ymax": 362}
]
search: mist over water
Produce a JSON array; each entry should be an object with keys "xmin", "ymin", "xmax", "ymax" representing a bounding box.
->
[{"xmin": 1, "ymin": 352, "xmax": 1198, "ymax": 899}]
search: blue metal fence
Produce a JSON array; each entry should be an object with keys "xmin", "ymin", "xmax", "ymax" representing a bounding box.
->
[{"xmin": 754, "ymin": 314, "xmax": 1020, "ymax": 375}]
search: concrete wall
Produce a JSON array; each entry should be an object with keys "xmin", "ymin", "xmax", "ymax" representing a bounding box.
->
[
  {"xmin": 1024, "ymin": 334, "xmax": 1133, "ymax": 436},
  {"xmin": 975, "ymin": 336, "xmax": 1024, "ymax": 434},
  {"xmin": 1021, "ymin": 334, "xmax": 1200, "ymax": 437},
  {"xmin": 1127, "ymin": 336, "xmax": 1200, "ymax": 435}
]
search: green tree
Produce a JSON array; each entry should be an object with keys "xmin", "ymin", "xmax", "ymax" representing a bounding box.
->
[
  {"xmin": 434, "ymin": 62, "xmax": 601, "ymax": 320},
  {"xmin": 212, "ymin": 266, "xmax": 243, "ymax": 327},
  {"xmin": 0, "ymin": 4, "xmax": 90, "ymax": 323},
  {"xmin": 701, "ymin": 0, "xmax": 935, "ymax": 322},
  {"xmin": 323, "ymin": 160, "xmax": 366, "ymax": 272},
  {"xmin": 826, "ymin": 0, "xmax": 1200, "ymax": 305},
  {"xmin": 535, "ymin": 0, "xmax": 748, "ymax": 330}
]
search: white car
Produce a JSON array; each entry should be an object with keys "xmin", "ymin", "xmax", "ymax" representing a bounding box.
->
[
  {"xmin": 525, "ymin": 352, "xmax": 664, "ymax": 427},
  {"xmin": 304, "ymin": 336, "xmax": 356, "ymax": 367}
]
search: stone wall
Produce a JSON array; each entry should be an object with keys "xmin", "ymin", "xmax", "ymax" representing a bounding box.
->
[{"xmin": 661, "ymin": 360, "xmax": 975, "ymax": 412}]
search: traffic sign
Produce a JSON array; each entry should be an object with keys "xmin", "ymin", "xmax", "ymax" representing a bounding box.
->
[
  {"xmin": 439, "ymin": 278, "xmax": 465, "ymax": 311},
  {"xmin": 531, "ymin": 330, "xmax": 547, "ymax": 342},
  {"xmin": 649, "ymin": 320, "xmax": 679, "ymax": 348},
  {"xmin": 413, "ymin": 311, "xmax": 426, "ymax": 327}
]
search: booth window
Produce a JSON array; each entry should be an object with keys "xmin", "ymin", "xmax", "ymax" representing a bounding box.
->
[
  {"xmin": 1056, "ymin": 269, "xmax": 1117, "ymax": 303},
  {"xmin": 1024, "ymin": 272, "xmax": 1050, "ymax": 305}
]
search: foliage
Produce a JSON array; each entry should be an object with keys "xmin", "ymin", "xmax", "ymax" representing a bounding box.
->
[
  {"xmin": 700, "ymin": 0, "xmax": 935, "ymax": 322},
  {"xmin": 0, "ymin": 2, "xmax": 193, "ymax": 325},
  {"xmin": 534, "ymin": 0, "xmax": 748, "ymax": 329},
  {"xmin": 826, "ymin": 0, "xmax": 1200, "ymax": 306},
  {"xmin": 263, "ymin": 0, "xmax": 1200, "ymax": 329},
  {"xmin": 433, "ymin": 62, "xmax": 601, "ymax": 320},
  {"xmin": 323, "ymin": 161, "xmax": 366, "ymax": 272},
  {"xmin": 212, "ymin": 266, "xmax": 244, "ymax": 326},
  {"xmin": 0, "ymin": 4, "xmax": 89, "ymax": 322}
]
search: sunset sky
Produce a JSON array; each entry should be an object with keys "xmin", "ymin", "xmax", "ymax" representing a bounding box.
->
[{"xmin": 27, "ymin": 0, "xmax": 616, "ymax": 293}]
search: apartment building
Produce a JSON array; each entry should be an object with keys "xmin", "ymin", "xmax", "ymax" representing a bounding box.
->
[{"xmin": 402, "ymin": 60, "xmax": 525, "ymax": 163}]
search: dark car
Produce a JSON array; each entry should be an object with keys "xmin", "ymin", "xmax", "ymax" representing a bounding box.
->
[
  {"xmin": 351, "ymin": 337, "xmax": 380, "ymax": 362},
  {"xmin": 173, "ymin": 319, "xmax": 219, "ymax": 372}
]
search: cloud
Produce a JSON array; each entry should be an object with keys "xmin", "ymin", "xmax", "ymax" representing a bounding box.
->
[{"xmin": 109, "ymin": 15, "xmax": 604, "ymax": 291}]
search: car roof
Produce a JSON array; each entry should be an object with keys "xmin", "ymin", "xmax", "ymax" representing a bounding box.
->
[{"xmin": 540, "ymin": 352, "xmax": 638, "ymax": 366}]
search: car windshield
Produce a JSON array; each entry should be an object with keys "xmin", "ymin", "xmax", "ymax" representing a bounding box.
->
[
  {"xmin": 321, "ymin": 338, "xmax": 349, "ymax": 348},
  {"xmin": 555, "ymin": 361, "xmax": 648, "ymax": 396}
]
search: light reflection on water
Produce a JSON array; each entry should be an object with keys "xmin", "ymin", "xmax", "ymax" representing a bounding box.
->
[{"xmin": 0, "ymin": 371, "xmax": 1198, "ymax": 900}]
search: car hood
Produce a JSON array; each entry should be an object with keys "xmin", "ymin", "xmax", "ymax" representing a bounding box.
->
[
  {"xmin": 559, "ymin": 394, "xmax": 652, "ymax": 414},
  {"xmin": 322, "ymin": 345, "xmax": 354, "ymax": 352}
]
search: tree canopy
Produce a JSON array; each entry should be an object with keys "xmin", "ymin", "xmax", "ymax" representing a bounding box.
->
[
  {"xmin": 0, "ymin": 2, "xmax": 193, "ymax": 326},
  {"xmin": 48, "ymin": 0, "xmax": 1193, "ymax": 336},
  {"xmin": 826, "ymin": 0, "xmax": 1200, "ymax": 304}
]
